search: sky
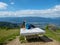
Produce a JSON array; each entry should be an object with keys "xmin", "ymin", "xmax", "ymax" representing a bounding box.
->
[{"xmin": 0, "ymin": 0, "xmax": 60, "ymax": 18}]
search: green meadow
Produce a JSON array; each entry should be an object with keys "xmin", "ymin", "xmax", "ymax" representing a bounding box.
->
[
  {"xmin": 0, "ymin": 29, "xmax": 20, "ymax": 45},
  {"xmin": 45, "ymin": 29, "xmax": 60, "ymax": 42}
]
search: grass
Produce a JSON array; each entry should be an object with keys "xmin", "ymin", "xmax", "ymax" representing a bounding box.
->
[
  {"xmin": 55, "ymin": 30, "xmax": 60, "ymax": 34},
  {"xmin": 0, "ymin": 29, "xmax": 20, "ymax": 45},
  {"xmin": 19, "ymin": 36, "xmax": 26, "ymax": 43},
  {"xmin": 45, "ymin": 29, "xmax": 60, "ymax": 42}
]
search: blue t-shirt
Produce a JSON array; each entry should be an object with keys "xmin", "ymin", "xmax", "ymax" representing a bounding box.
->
[{"xmin": 25, "ymin": 23, "xmax": 31, "ymax": 29}]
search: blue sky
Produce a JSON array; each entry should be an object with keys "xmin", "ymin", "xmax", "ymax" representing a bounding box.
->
[{"xmin": 0, "ymin": 0, "xmax": 60, "ymax": 18}]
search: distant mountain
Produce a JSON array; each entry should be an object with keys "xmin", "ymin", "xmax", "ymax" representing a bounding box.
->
[{"xmin": 0, "ymin": 17, "xmax": 60, "ymax": 26}]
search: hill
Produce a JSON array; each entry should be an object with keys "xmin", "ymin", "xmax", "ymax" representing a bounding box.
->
[
  {"xmin": 0, "ymin": 17, "xmax": 60, "ymax": 23},
  {"xmin": 0, "ymin": 22, "xmax": 19, "ymax": 29}
]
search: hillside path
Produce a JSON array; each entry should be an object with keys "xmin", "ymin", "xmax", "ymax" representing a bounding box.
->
[{"xmin": 6, "ymin": 36, "xmax": 20, "ymax": 45}]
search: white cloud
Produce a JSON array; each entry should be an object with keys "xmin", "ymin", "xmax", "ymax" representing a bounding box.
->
[
  {"xmin": 0, "ymin": 2, "xmax": 8, "ymax": 10},
  {"xmin": 0, "ymin": 5, "xmax": 60, "ymax": 18},
  {"xmin": 14, "ymin": 5, "xmax": 60, "ymax": 18}
]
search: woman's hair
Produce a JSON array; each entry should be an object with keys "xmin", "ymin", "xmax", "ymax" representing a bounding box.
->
[{"xmin": 21, "ymin": 21, "xmax": 25, "ymax": 28}]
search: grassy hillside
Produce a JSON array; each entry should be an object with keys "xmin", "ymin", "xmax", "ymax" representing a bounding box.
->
[
  {"xmin": 45, "ymin": 29, "xmax": 60, "ymax": 42},
  {"xmin": 0, "ymin": 21, "xmax": 20, "ymax": 45},
  {"xmin": 0, "ymin": 29, "xmax": 20, "ymax": 45}
]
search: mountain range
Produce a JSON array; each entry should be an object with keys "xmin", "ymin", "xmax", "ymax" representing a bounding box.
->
[{"xmin": 0, "ymin": 17, "xmax": 60, "ymax": 26}]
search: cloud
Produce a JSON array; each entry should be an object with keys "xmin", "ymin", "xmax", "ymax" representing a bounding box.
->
[
  {"xmin": 0, "ymin": 2, "xmax": 8, "ymax": 10},
  {"xmin": 10, "ymin": 2, "xmax": 15, "ymax": 5},
  {"xmin": 15, "ymin": 5, "xmax": 60, "ymax": 18},
  {"xmin": 0, "ymin": 5, "xmax": 60, "ymax": 18}
]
